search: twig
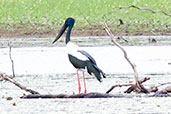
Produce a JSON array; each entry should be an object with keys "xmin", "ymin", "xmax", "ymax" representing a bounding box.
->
[
  {"xmin": 106, "ymin": 77, "xmax": 150, "ymax": 93},
  {"xmin": 106, "ymin": 83, "xmax": 134, "ymax": 94},
  {"xmin": 119, "ymin": 5, "xmax": 171, "ymax": 17},
  {"xmin": 125, "ymin": 77, "xmax": 150, "ymax": 93},
  {"xmin": 0, "ymin": 73, "xmax": 39, "ymax": 94},
  {"xmin": 103, "ymin": 23, "xmax": 149, "ymax": 93},
  {"xmin": 102, "ymin": 5, "xmax": 171, "ymax": 21},
  {"xmin": 8, "ymin": 42, "xmax": 15, "ymax": 77}
]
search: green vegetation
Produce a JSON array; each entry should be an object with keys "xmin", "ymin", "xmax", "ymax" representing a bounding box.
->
[{"xmin": 0, "ymin": 0, "xmax": 170, "ymax": 37}]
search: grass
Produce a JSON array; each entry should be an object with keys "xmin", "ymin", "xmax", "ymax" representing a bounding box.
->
[{"xmin": 0, "ymin": 0, "xmax": 171, "ymax": 37}]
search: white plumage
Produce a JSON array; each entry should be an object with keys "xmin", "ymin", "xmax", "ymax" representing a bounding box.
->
[{"xmin": 67, "ymin": 42, "xmax": 88, "ymax": 61}]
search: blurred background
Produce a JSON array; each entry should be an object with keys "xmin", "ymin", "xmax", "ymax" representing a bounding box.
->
[{"xmin": 0, "ymin": 0, "xmax": 170, "ymax": 37}]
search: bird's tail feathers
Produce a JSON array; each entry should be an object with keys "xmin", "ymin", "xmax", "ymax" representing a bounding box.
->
[
  {"xmin": 93, "ymin": 64, "xmax": 106, "ymax": 78},
  {"xmin": 86, "ymin": 61, "xmax": 106, "ymax": 82}
]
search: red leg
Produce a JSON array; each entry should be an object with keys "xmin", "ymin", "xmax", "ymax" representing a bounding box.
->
[
  {"xmin": 83, "ymin": 71, "xmax": 87, "ymax": 94},
  {"xmin": 77, "ymin": 70, "xmax": 81, "ymax": 94}
]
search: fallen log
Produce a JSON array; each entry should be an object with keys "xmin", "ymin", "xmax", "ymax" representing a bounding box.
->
[
  {"xmin": 1, "ymin": 73, "xmax": 171, "ymax": 98},
  {"xmin": 21, "ymin": 92, "xmax": 126, "ymax": 99},
  {"xmin": 20, "ymin": 91, "xmax": 171, "ymax": 99}
]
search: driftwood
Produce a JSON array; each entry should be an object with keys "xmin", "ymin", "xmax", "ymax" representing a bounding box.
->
[
  {"xmin": 0, "ymin": 73, "xmax": 39, "ymax": 94},
  {"xmin": 0, "ymin": 73, "xmax": 129, "ymax": 99},
  {"xmin": 103, "ymin": 22, "xmax": 149, "ymax": 93},
  {"xmin": 1, "ymin": 73, "xmax": 171, "ymax": 99},
  {"xmin": 106, "ymin": 77, "xmax": 150, "ymax": 94},
  {"xmin": 21, "ymin": 92, "xmax": 126, "ymax": 99}
]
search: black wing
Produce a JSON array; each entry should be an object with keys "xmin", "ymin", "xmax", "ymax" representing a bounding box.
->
[{"xmin": 78, "ymin": 50, "xmax": 97, "ymax": 65}]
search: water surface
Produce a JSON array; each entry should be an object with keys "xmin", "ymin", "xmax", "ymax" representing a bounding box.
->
[{"xmin": 0, "ymin": 45, "xmax": 171, "ymax": 113}]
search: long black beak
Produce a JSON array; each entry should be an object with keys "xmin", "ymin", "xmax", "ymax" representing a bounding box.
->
[{"xmin": 52, "ymin": 23, "xmax": 67, "ymax": 44}]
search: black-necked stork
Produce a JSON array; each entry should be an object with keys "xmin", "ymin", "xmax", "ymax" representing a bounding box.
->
[{"xmin": 52, "ymin": 17, "xmax": 105, "ymax": 94}]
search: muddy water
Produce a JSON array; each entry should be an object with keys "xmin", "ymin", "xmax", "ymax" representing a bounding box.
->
[{"xmin": 0, "ymin": 45, "xmax": 171, "ymax": 113}]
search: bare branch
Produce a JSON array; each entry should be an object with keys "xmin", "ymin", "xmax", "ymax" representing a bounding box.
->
[
  {"xmin": 125, "ymin": 77, "xmax": 150, "ymax": 93},
  {"xmin": 119, "ymin": 5, "xmax": 171, "ymax": 17},
  {"xmin": 106, "ymin": 83, "xmax": 134, "ymax": 94},
  {"xmin": 0, "ymin": 73, "xmax": 39, "ymax": 94},
  {"xmin": 103, "ymin": 23, "xmax": 149, "ymax": 93},
  {"xmin": 8, "ymin": 42, "xmax": 15, "ymax": 77},
  {"xmin": 106, "ymin": 77, "xmax": 150, "ymax": 94},
  {"xmin": 103, "ymin": 23, "xmax": 139, "ymax": 83}
]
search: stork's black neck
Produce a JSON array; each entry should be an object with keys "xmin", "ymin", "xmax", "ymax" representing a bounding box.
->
[{"xmin": 66, "ymin": 26, "xmax": 73, "ymax": 44}]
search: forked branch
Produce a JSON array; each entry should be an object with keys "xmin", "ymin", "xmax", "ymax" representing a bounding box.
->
[
  {"xmin": 106, "ymin": 77, "xmax": 150, "ymax": 93},
  {"xmin": 103, "ymin": 22, "xmax": 149, "ymax": 93}
]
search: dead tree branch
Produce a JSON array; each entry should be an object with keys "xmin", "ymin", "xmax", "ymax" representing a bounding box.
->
[
  {"xmin": 119, "ymin": 5, "xmax": 171, "ymax": 17},
  {"xmin": 0, "ymin": 73, "xmax": 39, "ymax": 94},
  {"xmin": 106, "ymin": 83, "xmax": 134, "ymax": 94},
  {"xmin": 124, "ymin": 77, "xmax": 150, "ymax": 93},
  {"xmin": 1, "ymin": 73, "xmax": 171, "ymax": 98},
  {"xmin": 0, "ymin": 73, "xmax": 125, "ymax": 99},
  {"xmin": 21, "ymin": 92, "xmax": 124, "ymax": 99},
  {"xmin": 102, "ymin": 5, "xmax": 171, "ymax": 22},
  {"xmin": 103, "ymin": 23, "xmax": 149, "ymax": 93},
  {"xmin": 104, "ymin": 23, "xmax": 139, "ymax": 86},
  {"xmin": 8, "ymin": 43, "xmax": 15, "ymax": 77},
  {"xmin": 106, "ymin": 77, "xmax": 150, "ymax": 94}
]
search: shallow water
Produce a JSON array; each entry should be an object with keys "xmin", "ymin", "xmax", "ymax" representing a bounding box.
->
[
  {"xmin": 1, "ymin": 46, "xmax": 171, "ymax": 75},
  {"xmin": 0, "ymin": 45, "xmax": 171, "ymax": 113}
]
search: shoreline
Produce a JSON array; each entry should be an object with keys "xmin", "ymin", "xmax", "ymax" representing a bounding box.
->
[{"xmin": 0, "ymin": 36, "xmax": 171, "ymax": 48}]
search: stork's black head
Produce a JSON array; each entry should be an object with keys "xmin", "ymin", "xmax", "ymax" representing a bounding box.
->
[
  {"xmin": 65, "ymin": 17, "xmax": 75, "ymax": 27},
  {"xmin": 52, "ymin": 17, "xmax": 75, "ymax": 44}
]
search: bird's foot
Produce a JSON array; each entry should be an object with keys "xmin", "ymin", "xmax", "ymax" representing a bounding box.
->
[{"xmin": 84, "ymin": 89, "xmax": 87, "ymax": 94}]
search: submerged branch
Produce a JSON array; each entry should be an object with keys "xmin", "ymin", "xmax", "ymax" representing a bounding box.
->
[{"xmin": 0, "ymin": 73, "xmax": 39, "ymax": 94}]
